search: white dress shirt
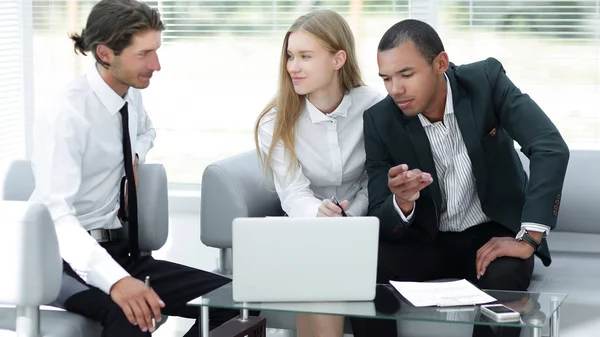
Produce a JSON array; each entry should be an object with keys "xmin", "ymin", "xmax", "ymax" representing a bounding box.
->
[
  {"xmin": 29, "ymin": 63, "xmax": 156, "ymax": 294},
  {"xmin": 258, "ymin": 86, "xmax": 385, "ymax": 217},
  {"xmin": 394, "ymin": 75, "xmax": 550, "ymax": 235}
]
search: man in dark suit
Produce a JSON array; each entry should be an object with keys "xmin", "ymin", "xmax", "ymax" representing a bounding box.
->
[{"xmin": 351, "ymin": 19, "xmax": 569, "ymax": 336}]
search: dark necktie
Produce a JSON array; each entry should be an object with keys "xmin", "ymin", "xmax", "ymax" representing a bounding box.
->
[{"xmin": 119, "ymin": 102, "xmax": 140, "ymax": 259}]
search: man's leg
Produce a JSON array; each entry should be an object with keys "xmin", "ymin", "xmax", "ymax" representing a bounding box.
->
[
  {"xmin": 450, "ymin": 222, "xmax": 535, "ymax": 337},
  {"xmin": 470, "ymin": 255, "xmax": 534, "ymax": 337},
  {"xmin": 64, "ymin": 287, "xmax": 151, "ymax": 337},
  {"xmin": 61, "ymin": 237, "xmax": 239, "ymax": 336},
  {"xmin": 60, "ymin": 260, "xmax": 152, "ymax": 337},
  {"xmin": 474, "ymin": 256, "xmax": 534, "ymax": 292},
  {"xmin": 351, "ymin": 238, "xmax": 453, "ymax": 337},
  {"xmin": 123, "ymin": 255, "xmax": 239, "ymax": 335}
]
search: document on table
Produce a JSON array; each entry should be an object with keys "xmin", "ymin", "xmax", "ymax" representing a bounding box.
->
[{"xmin": 389, "ymin": 279, "xmax": 497, "ymax": 307}]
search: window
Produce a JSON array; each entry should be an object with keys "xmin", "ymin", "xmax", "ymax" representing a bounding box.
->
[
  {"xmin": 148, "ymin": 0, "xmax": 437, "ymax": 184},
  {"xmin": 22, "ymin": 0, "xmax": 600, "ymax": 189},
  {"xmin": 436, "ymin": 0, "xmax": 600, "ymax": 146},
  {"xmin": 30, "ymin": 0, "xmax": 426, "ymax": 185},
  {"xmin": 0, "ymin": 0, "xmax": 33, "ymax": 163}
]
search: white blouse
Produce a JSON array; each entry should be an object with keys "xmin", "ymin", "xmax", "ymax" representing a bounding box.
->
[{"xmin": 258, "ymin": 86, "xmax": 385, "ymax": 217}]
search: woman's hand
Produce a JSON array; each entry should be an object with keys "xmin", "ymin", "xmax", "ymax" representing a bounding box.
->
[{"xmin": 317, "ymin": 199, "xmax": 349, "ymax": 217}]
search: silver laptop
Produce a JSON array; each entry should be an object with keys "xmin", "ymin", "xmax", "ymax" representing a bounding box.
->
[{"xmin": 232, "ymin": 216, "xmax": 379, "ymax": 302}]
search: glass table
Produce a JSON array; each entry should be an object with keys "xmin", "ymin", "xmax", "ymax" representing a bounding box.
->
[{"xmin": 188, "ymin": 283, "xmax": 566, "ymax": 337}]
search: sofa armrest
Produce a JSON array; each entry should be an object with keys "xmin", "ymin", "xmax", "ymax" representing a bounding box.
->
[
  {"xmin": 200, "ymin": 150, "xmax": 283, "ymax": 248},
  {"xmin": 0, "ymin": 201, "xmax": 62, "ymax": 306},
  {"xmin": 1, "ymin": 159, "xmax": 35, "ymax": 202},
  {"xmin": 519, "ymin": 149, "xmax": 599, "ymax": 234},
  {"xmin": 136, "ymin": 164, "xmax": 169, "ymax": 252}
]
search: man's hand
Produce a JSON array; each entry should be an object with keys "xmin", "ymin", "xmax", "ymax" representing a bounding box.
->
[
  {"xmin": 476, "ymin": 232, "xmax": 543, "ymax": 279},
  {"xmin": 388, "ymin": 164, "xmax": 433, "ymax": 215},
  {"xmin": 317, "ymin": 199, "xmax": 349, "ymax": 217},
  {"xmin": 110, "ymin": 276, "xmax": 164, "ymax": 333}
]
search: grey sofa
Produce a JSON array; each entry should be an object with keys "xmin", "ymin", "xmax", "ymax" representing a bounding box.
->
[
  {"xmin": 200, "ymin": 149, "xmax": 600, "ymax": 336},
  {"xmin": 0, "ymin": 160, "xmax": 170, "ymax": 337}
]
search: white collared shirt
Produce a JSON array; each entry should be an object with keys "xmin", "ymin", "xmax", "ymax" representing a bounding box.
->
[
  {"xmin": 258, "ymin": 86, "xmax": 385, "ymax": 217},
  {"xmin": 394, "ymin": 75, "xmax": 550, "ymax": 234},
  {"xmin": 29, "ymin": 63, "xmax": 155, "ymax": 294}
]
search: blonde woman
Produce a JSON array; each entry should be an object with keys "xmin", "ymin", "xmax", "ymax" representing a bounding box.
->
[{"xmin": 254, "ymin": 9, "xmax": 384, "ymax": 337}]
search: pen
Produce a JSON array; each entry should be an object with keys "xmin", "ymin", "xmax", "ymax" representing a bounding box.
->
[
  {"xmin": 145, "ymin": 276, "xmax": 156, "ymax": 329},
  {"xmin": 331, "ymin": 196, "xmax": 348, "ymax": 217}
]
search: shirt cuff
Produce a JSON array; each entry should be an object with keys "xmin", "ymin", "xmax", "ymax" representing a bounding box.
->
[
  {"xmin": 87, "ymin": 258, "xmax": 130, "ymax": 295},
  {"xmin": 135, "ymin": 144, "xmax": 148, "ymax": 164},
  {"xmin": 285, "ymin": 198, "xmax": 322, "ymax": 218},
  {"xmin": 521, "ymin": 222, "xmax": 551, "ymax": 236},
  {"xmin": 393, "ymin": 196, "xmax": 415, "ymax": 222}
]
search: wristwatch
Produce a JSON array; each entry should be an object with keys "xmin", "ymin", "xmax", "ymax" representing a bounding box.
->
[{"xmin": 515, "ymin": 228, "xmax": 541, "ymax": 251}]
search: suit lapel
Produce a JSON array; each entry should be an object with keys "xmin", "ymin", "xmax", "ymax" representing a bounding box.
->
[
  {"xmin": 403, "ymin": 115, "xmax": 443, "ymax": 216},
  {"xmin": 446, "ymin": 67, "xmax": 488, "ymax": 199}
]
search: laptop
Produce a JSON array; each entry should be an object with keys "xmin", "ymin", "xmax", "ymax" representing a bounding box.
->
[{"xmin": 232, "ymin": 216, "xmax": 379, "ymax": 302}]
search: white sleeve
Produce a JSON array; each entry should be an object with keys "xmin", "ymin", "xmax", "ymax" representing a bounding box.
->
[
  {"xmin": 257, "ymin": 115, "xmax": 322, "ymax": 217},
  {"xmin": 393, "ymin": 197, "xmax": 415, "ymax": 223},
  {"xmin": 30, "ymin": 104, "xmax": 129, "ymax": 294},
  {"xmin": 133, "ymin": 91, "xmax": 155, "ymax": 164}
]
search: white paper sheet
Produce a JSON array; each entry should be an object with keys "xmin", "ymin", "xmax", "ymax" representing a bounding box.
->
[{"xmin": 389, "ymin": 279, "xmax": 497, "ymax": 307}]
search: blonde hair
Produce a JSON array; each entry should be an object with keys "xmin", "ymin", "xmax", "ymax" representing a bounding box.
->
[{"xmin": 254, "ymin": 9, "xmax": 364, "ymax": 174}]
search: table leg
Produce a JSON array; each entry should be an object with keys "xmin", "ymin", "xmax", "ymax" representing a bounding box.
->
[
  {"xmin": 240, "ymin": 308, "xmax": 249, "ymax": 321},
  {"xmin": 531, "ymin": 326, "xmax": 542, "ymax": 337},
  {"xmin": 201, "ymin": 300, "xmax": 209, "ymax": 337},
  {"xmin": 197, "ymin": 304, "xmax": 266, "ymax": 337},
  {"xmin": 550, "ymin": 298, "xmax": 561, "ymax": 337}
]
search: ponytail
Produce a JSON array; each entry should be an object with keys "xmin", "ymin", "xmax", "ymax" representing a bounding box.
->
[{"xmin": 69, "ymin": 29, "xmax": 88, "ymax": 55}]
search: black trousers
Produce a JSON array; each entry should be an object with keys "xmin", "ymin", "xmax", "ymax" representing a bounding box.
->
[
  {"xmin": 351, "ymin": 221, "xmax": 535, "ymax": 337},
  {"xmin": 62, "ymin": 239, "xmax": 238, "ymax": 337}
]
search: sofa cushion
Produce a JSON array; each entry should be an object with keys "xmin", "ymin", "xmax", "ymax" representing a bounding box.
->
[
  {"xmin": 535, "ymin": 276, "xmax": 600, "ymax": 336},
  {"xmin": 535, "ymin": 277, "xmax": 600, "ymax": 304},
  {"xmin": 546, "ymin": 232, "xmax": 600, "ymax": 255},
  {"xmin": 533, "ymin": 253, "xmax": 600, "ymax": 279}
]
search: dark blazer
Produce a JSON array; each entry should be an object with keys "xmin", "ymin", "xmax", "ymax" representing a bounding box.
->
[{"xmin": 363, "ymin": 57, "xmax": 569, "ymax": 266}]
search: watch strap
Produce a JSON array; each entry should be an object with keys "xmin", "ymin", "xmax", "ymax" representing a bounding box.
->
[{"xmin": 519, "ymin": 231, "xmax": 541, "ymax": 251}]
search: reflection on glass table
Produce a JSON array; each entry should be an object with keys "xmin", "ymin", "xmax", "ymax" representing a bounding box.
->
[{"xmin": 188, "ymin": 283, "xmax": 566, "ymax": 337}]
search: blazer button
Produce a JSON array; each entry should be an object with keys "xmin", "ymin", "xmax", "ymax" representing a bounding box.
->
[
  {"xmin": 555, "ymin": 200, "xmax": 560, "ymax": 205},
  {"xmin": 556, "ymin": 194, "xmax": 561, "ymax": 200},
  {"xmin": 553, "ymin": 210, "xmax": 558, "ymax": 216},
  {"xmin": 553, "ymin": 205, "xmax": 559, "ymax": 211}
]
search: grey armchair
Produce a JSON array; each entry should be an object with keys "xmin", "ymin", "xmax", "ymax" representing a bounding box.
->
[
  {"xmin": 200, "ymin": 150, "xmax": 283, "ymax": 275},
  {"xmin": 0, "ymin": 201, "xmax": 62, "ymax": 337},
  {"xmin": 1, "ymin": 159, "xmax": 170, "ymax": 336}
]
